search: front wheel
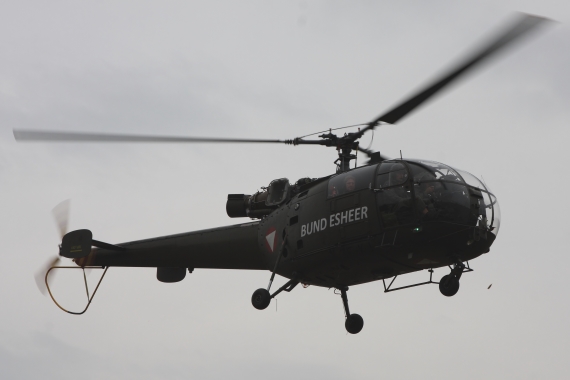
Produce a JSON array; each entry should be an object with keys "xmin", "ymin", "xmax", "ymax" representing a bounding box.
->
[
  {"xmin": 439, "ymin": 275, "xmax": 460, "ymax": 297},
  {"xmin": 251, "ymin": 288, "xmax": 271, "ymax": 310}
]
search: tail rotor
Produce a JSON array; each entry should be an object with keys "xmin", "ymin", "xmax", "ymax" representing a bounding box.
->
[{"xmin": 34, "ymin": 200, "xmax": 70, "ymax": 295}]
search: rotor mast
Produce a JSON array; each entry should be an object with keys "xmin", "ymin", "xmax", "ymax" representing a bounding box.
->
[
  {"xmin": 336, "ymin": 146, "xmax": 357, "ymax": 173},
  {"xmin": 287, "ymin": 129, "xmax": 366, "ymax": 173}
]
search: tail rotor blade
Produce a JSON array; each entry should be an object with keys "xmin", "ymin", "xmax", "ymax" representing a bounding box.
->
[
  {"xmin": 35, "ymin": 256, "xmax": 60, "ymax": 296},
  {"xmin": 35, "ymin": 200, "xmax": 71, "ymax": 295},
  {"xmin": 52, "ymin": 199, "xmax": 70, "ymax": 240}
]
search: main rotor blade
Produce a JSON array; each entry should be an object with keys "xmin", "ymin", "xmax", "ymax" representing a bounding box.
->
[
  {"xmin": 14, "ymin": 130, "xmax": 288, "ymax": 144},
  {"xmin": 355, "ymin": 145, "xmax": 376, "ymax": 158},
  {"xmin": 356, "ymin": 146, "xmax": 390, "ymax": 163},
  {"xmin": 363, "ymin": 13, "xmax": 551, "ymax": 132}
]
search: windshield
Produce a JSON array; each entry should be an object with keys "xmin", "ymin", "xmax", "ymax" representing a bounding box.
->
[{"xmin": 376, "ymin": 159, "xmax": 500, "ymax": 235}]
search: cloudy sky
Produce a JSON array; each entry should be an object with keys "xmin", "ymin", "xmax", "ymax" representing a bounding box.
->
[{"xmin": 1, "ymin": 1, "xmax": 569, "ymax": 379}]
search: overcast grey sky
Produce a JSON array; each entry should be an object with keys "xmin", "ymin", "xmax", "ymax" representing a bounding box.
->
[{"xmin": 1, "ymin": 1, "xmax": 569, "ymax": 379}]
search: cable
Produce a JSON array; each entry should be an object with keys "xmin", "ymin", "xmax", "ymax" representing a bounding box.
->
[{"xmin": 297, "ymin": 123, "xmax": 368, "ymax": 139}]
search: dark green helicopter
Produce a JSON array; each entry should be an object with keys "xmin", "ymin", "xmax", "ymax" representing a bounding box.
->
[{"xmin": 16, "ymin": 14, "xmax": 550, "ymax": 334}]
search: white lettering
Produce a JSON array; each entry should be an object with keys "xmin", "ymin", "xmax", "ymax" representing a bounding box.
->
[
  {"xmin": 301, "ymin": 207, "xmax": 370, "ymax": 237},
  {"xmin": 312, "ymin": 220, "xmax": 320, "ymax": 233}
]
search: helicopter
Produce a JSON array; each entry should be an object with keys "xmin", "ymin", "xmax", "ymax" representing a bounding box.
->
[{"xmin": 15, "ymin": 13, "xmax": 550, "ymax": 334}]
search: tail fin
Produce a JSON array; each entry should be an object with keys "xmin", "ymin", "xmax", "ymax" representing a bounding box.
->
[{"xmin": 60, "ymin": 229, "xmax": 92, "ymax": 258}]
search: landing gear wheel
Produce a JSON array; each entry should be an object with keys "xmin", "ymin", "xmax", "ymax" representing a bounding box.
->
[
  {"xmin": 345, "ymin": 313, "xmax": 364, "ymax": 334},
  {"xmin": 251, "ymin": 288, "xmax": 271, "ymax": 310},
  {"xmin": 439, "ymin": 275, "xmax": 460, "ymax": 297}
]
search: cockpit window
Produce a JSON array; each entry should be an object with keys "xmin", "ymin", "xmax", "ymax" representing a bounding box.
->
[
  {"xmin": 328, "ymin": 165, "xmax": 376, "ymax": 197},
  {"xmin": 404, "ymin": 159, "xmax": 500, "ymax": 235},
  {"xmin": 376, "ymin": 161, "xmax": 409, "ymax": 188},
  {"xmin": 407, "ymin": 163, "xmax": 436, "ymax": 184},
  {"xmin": 455, "ymin": 169, "xmax": 485, "ymax": 190},
  {"xmin": 408, "ymin": 160, "xmax": 462, "ymax": 182},
  {"xmin": 374, "ymin": 161, "xmax": 416, "ymax": 226}
]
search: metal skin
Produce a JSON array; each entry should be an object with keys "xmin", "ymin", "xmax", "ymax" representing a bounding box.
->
[
  {"xmin": 76, "ymin": 222, "xmax": 265, "ymax": 270},
  {"xmin": 75, "ymin": 160, "xmax": 497, "ymax": 290}
]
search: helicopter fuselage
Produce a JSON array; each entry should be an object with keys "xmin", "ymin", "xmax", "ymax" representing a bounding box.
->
[{"xmin": 76, "ymin": 159, "xmax": 499, "ymax": 289}]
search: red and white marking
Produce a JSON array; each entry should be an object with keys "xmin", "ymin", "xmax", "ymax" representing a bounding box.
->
[{"xmin": 265, "ymin": 227, "xmax": 277, "ymax": 253}]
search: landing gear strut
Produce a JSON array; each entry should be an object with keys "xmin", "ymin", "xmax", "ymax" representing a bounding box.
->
[
  {"xmin": 339, "ymin": 287, "xmax": 363, "ymax": 334},
  {"xmin": 252, "ymin": 233, "xmax": 298, "ymax": 310},
  {"xmin": 439, "ymin": 260, "xmax": 465, "ymax": 297},
  {"xmin": 251, "ymin": 276, "xmax": 299, "ymax": 310}
]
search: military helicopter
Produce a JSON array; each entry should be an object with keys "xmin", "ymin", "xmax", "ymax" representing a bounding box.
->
[{"xmin": 15, "ymin": 14, "xmax": 550, "ymax": 334}]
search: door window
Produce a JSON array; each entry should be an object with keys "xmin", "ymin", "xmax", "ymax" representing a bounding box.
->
[{"xmin": 328, "ymin": 165, "xmax": 377, "ymax": 198}]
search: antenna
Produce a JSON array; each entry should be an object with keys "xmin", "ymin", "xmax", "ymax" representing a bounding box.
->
[
  {"xmin": 400, "ymin": 150, "xmax": 403, "ymax": 160},
  {"xmin": 481, "ymin": 175, "xmax": 489, "ymax": 191}
]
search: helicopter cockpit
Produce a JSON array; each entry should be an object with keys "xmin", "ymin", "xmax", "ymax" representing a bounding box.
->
[
  {"xmin": 374, "ymin": 159, "xmax": 500, "ymax": 235},
  {"xmin": 327, "ymin": 159, "xmax": 500, "ymax": 237}
]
